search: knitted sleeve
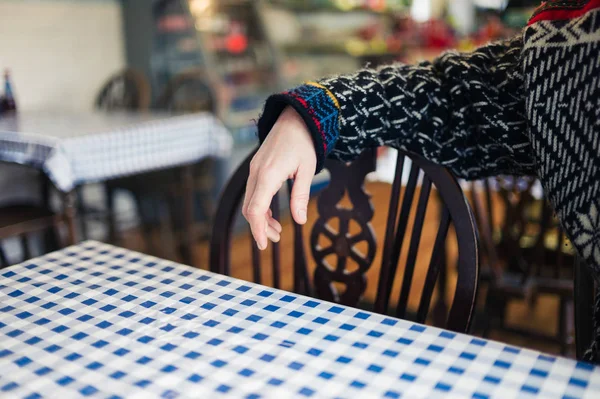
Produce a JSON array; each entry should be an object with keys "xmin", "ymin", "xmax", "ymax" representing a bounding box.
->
[{"xmin": 257, "ymin": 35, "xmax": 535, "ymax": 179}]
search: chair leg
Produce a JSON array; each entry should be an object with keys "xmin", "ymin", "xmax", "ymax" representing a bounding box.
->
[
  {"xmin": 558, "ymin": 297, "xmax": 570, "ymax": 356},
  {"xmin": 482, "ymin": 290, "xmax": 506, "ymax": 338},
  {"xmin": 76, "ymin": 186, "xmax": 89, "ymax": 240},
  {"xmin": 43, "ymin": 226, "xmax": 60, "ymax": 253},
  {"xmin": 179, "ymin": 165, "xmax": 195, "ymax": 266},
  {"xmin": 20, "ymin": 235, "xmax": 31, "ymax": 261},
  {"xmin": 132, "ymin": 193, "xmax": 155, "ymax": 254},
  {"xmin": 105, "ymin": 184, "xmax": 118, "ymax": 244},
  {"xmin": 481, "ymin": 295, "xmax": 494, "ymax": 338},
  {"xmin": 0, "ymin": 242, "xmax": 8, "ymax": 268},
  {"xmin": 165, "ymin": 193, "xmax": 183, "ymax": 260},
  {"xmin": 198, "ymin": 160, "xmax": 216, "ymax": 241}
]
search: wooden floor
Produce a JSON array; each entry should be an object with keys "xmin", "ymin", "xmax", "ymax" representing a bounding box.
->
[{"xmin": 120, "ymin": 181, "xmax": 569, "ymax": 357}]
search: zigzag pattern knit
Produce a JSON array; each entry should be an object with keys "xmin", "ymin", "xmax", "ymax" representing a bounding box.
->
[{"xmin": 258, "ymin": 2, "xmax": 600, "ymax": 362}]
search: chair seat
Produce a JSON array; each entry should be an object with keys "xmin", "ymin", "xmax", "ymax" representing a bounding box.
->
[{"xmin": 0, "ymin": 204, "xmax": 57, "ymax": 238}]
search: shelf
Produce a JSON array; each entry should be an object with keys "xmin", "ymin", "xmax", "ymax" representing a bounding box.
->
[
  {"xmin": 282, "ymin": 43, "xmax": 404, "ymax": 58},
  {"xmin": 268, "ymin": 0, "xmax": 409, "ymax": 14}
]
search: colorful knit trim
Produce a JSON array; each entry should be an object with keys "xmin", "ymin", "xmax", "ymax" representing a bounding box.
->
[
  {"xmin": 305, "ymin": 81, "xmax": 341, "ymax": 109},
  {"xmin": 256, "ymin": 83, "xmax": 341, "ymax": 172},
  {"xmin": 286, "ymin": 84, "xmax": 341, "ymax": 156},
  {"xmin": 528, "ymin": 0, "xmax": 600, "ymax": 25}
]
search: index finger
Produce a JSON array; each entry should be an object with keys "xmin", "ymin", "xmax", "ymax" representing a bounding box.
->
[{"xmin": 246, "ymin": 174, "xmax": 283, "ymax": 250}]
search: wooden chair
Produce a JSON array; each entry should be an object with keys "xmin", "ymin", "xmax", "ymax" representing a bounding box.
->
[
  {"xmin": 75, "ymin": 69, "xmax": 153, "ymax": 241},
  {"xmin": 155, "ymin": 69, "xmax": 218, "ymax": 115},
  {"xmin": 96, "ymin": 68, "xmax": 151, "ymax": 111},
  {"xmin": 103, "ymin": 69, "xmax": 219, "ymax": 264},
  {"xmin": 0, "ymin": 173, "xmax": 62, "ymax": 268},
  {"xmin": 471, "ymin": 177, "xmax": 576, "ymax": 355},
  {"xmin": 210, "ymin": 148, "xmax": 479, "ymax": 333}
]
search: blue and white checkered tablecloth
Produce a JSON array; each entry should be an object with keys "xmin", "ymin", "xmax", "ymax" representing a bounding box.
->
[
  {"xmin": 0, "ymin": 242, "xmax": 599, "ymax": 399},
  {"xmin": 0, "ymin": 112, "xmax": 233, "ymax": 192}
]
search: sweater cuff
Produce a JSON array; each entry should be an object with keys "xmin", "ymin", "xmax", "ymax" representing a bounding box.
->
[{"xmin": 257, "ymin": 83, "xmax": 341, "ymax": 173}]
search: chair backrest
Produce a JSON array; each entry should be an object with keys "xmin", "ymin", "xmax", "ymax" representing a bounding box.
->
[
  {"xmin": 210, "ymin": 148, "xmax": 479, "ymax": 332},
  {"xmin": 95, "ymin": 68, "xmax": 151, "ymax": 111},
  {"xmin": 155, "ymin": 69, "xmax": 218, "ymax": 115}
]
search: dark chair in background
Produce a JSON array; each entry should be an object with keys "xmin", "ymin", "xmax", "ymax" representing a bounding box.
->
[
  {"xmin": 95, "ymin": 68, "xmax": 151, "ymax": 111},
  {"xmin": 99, "ymin": 68, "xmax": 219, "ymax": 265},
  {"xmin": 210, "ymin": 148, "xmax": 479, "ymax": 333},
  {"xmin": 470, "ymin": 177, "xmax": 576, "ymax": 355},
  {"xmin": 76, "ymin": 68, "xmax": 154, "ymax": 241},
  {"xmin": 155, "ymin": 68, "xmax": 217, "ymax": 115},
  {"xmin": 153, "ymin": 68, "xmax": 219, "ymax": 248},
  {"xmin": 0, "ymin": 171, "xmax": 62, "ymax": 268}
]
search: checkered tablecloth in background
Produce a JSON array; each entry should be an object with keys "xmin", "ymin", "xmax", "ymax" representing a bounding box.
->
[
  {"xmin": 0, "ymin": 241, "xmax": 599, "ymax": 398},
  {"xmin": 0, "ymin": 112, "xmax": 233, "ymax": 192}
]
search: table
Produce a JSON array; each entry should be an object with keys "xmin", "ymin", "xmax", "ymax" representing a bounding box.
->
[
  {"xmin": 0, "ymin": 111, "xmax": 232, "ymax": 192},
  {"xmin": 0, "ymin": 111, "xmax": 233, "ymax": 245},
  {"xmin": 1, "ymin": 241, "xmax": 599, "ymax": 399}
]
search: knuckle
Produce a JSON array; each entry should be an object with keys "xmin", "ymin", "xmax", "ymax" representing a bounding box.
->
[
  {"xmin": 249, "ymin": 158, "xmax": 260, "ymax": 174},
  {"xmin": 246, "ymin": 204, "xmax": 263, "ymax": 217}
]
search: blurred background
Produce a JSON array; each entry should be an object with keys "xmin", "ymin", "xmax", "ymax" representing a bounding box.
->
[
  {"xmin": 0, "ymin": 0, "xmax": 531, "ymax": 125},
  {"xmin": 0, "ymin": 0, "xmax": 533, "ymax": 225},
  {"xmin": 4, "ymin": 0, "xmax": 579, "ymax": 359}
]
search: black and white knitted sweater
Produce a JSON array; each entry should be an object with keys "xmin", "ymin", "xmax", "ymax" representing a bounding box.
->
[{"xmin": 258, "ymin": 1, "xmax": 600, "ymax": 361}]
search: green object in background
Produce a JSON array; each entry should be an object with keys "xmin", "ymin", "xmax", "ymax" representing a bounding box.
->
[{"xmin": 502, "ymin": 8, "xmax": 535, "ymax": 29}]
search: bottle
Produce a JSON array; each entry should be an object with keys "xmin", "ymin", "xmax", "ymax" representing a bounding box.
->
[{"xmin": 1, "ymin": 69, "xmax": 17, "ymax": 114}]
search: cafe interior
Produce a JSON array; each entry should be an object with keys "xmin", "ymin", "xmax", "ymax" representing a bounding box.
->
[{"xmin": 0, "ymin": 0, "xmax": 599, "ymax": 398}]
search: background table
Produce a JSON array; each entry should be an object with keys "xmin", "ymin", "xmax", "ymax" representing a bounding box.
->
[
  {"xmin": 0, "ymin": 111, "xmax": 232, "ymax": 192},
  {"xmin": 1, "ymin": 241, "xmax": 599, "ymax": 398},
  {"xmin": 0, "ymin": 111, "xmax": 233, "ymax": 246}
]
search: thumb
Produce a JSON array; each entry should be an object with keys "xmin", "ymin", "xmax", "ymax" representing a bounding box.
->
[{"xmin": 290, "ymin": 166, "xmax": 313, "ymax": 225}]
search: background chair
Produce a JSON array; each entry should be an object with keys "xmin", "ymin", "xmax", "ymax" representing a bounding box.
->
[
  {"xmin": 154, "ymin": 68, "xmax": 218, "ymax": 115},
  {"xmin": 210, "ymin": 148, "xmax": 479, "ymax": 333},
  {"xmin": 0, "ymin": 167, "xmax": 62, "ymax": 268},
  {"xmin": 95, "ymin": 68, "xmax": 151, "ymax": 111},
  {"xmin": 76, "ymin": 68, "xmax": 154, "ymax": 242},
  {"xmin": 100, "ymin": 68, "xmax": 219, "ymax": 265},
  {"xmin": 469, "ymin": 177, "xmax": 576, "ymax": 355}
]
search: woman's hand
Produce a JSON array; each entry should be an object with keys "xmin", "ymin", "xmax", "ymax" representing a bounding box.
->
[{"xmin": 243, "ymin": 106, "xmax": 317, "ymax": 250}]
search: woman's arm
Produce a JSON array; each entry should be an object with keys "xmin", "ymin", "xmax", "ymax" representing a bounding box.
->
[
  {"xmin": 245, "ymin": 35, "xmax": 535, "ymax": 250},
  {"xmin": 258, "ymin": 35, "xmax": 534, "ymax": 178}
]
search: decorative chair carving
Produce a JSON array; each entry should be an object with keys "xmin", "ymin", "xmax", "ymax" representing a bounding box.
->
[{"xmin": 211, "ymin": 148, "xmax": 479, "ymax": 332}]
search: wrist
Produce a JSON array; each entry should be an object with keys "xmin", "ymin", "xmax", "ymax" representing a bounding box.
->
[{"xmin": 257, "ymin": 84, "xmax": 341, "ymax": 172}]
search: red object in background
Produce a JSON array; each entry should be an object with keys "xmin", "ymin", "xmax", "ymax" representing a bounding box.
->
[
  {"xmin": 386, "ymin": 36, "xmax": 403, "ymax": 52},
  {"xmin": 367, "ymin": 0, "xmax": 385, "ymax": 11},
  {"xmin": 358, "ymin": 24, "xmax": 379, "ymax": 41},
  {"xmin": 226, "ymin": 21, "xmax": 248, "ymax": 54},
  {"xmin": 226, "ymin": 33, "xmax": 248, "ymax": 54},
  {"xmin": 478, "ymin": 16, "xmax": 505, "ymax": 42},
  {"xmin": 421, "ymin": 19, "xmax": 455, "ymax": 49}
]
